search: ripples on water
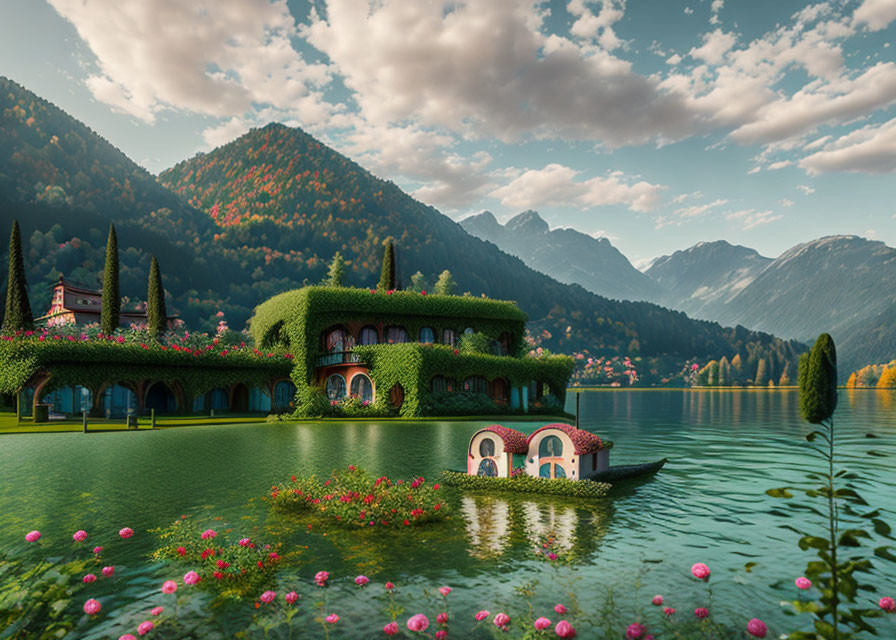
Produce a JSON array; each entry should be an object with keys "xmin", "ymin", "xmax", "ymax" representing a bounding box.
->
[{"xmin": 0, "ymin": 389, "xmax": 894, "ymax": 637}]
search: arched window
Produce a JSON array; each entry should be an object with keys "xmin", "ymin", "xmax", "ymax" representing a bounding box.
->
[
  {"xmin": 274, "ymin": 380, "xmax": 297, "ymax": 408},
  {"xmin": 326, "ymin": 328, "xmax": 347, "ymax": 352},
  {"xmin": 479, "ymin": 437, "xmax": 496, "ymax": 457},
  {"xmin": 477, "ymin": 459, "xmax": 498, "ymax": 477},
  {"xmin": 463, "ymin": 376, "xmax": 487, "ymax": 394},
  {"xmin": 464, "ymin": 327, "xmax": 475, "ymax": 335},
  {"xmin": 431, "ymin": 375, "xmax": 455, "ymax": 394},
  {"xmin": 326, "ymin": 374, "xmax": 346, "ymax": 400},
  {"xmin": 441, "ymin": 328, "xmax": 455, "ymax": 346},
  {"xmin": 350, "ymin": 374, "xmax": 374, "ymax": 403},
  {"xmin": 359, "ymin": 326, "xmax": 379, "ymax": 345},
  {"xmin": 385, "ymin": 326, "xmax": 408, "ymax": 344},
  {"xmin": 539, "ymin": 435, "xmax": 564, "ymax": 458},
  {"xmin": 419, "ymin": 327, "xmax": 435, "ymax": 344},
  {"xmin": 538, "ymin": 435, "xmax": 567, "ymax": 479}
]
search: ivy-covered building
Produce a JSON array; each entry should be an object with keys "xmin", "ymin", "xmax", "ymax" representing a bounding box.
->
[{"xmin": 249, "ymin": 286, "xmax": 574, "ymax": 417}]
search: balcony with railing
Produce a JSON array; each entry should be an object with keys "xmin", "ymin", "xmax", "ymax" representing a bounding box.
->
[{"xmin": 314, "ymin": 350, "xmax": 363, "ymax": 368}]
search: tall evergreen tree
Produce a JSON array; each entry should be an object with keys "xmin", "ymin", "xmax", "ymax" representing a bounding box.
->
[
  {"xmin": 377, "ymin": 241, "xmax": 396, "ymax": 291},
  {"xmin": 718, "ymin": 356, "xmax": 730, "ymax": 386},
  {"xmin": 101, "ymin": 224, "xmax": 120, "ymax": 335},
  {"xmin": 434, "ymin": 269, "xmax": 457, "ymax": 296},
  {"xmin": 146, "ymin": 255, "xmax": 167, "ymax": 338},
  {"xmin": 327, "ymin": 251, "xmax": 346, "ymax": 287},
  {"xmin": 800, "ymin": 333, "xmax": 837, "ymax": 424},
  {"xmin": 3, "ymin": 220, "xmax": 33, "ymax": 332},
  {"xmin": 731, "ymin": 353, "xmax": 743, "ymax": 383},
  {"xmin": 754, "ymin": 357, "xmax": 769, "ymax": 386}
]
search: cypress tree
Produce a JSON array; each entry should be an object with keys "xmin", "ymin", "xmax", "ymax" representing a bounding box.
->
[
  {"xmin": 377, "ymin": 241, "xmax": 396, "ymax": 291},
  {"xmin": 754, "ymin": 358, "xmax": 768, "ymax": 386},
  {"xmin": 800, "ymin": 333, "xmax": 837, "ymax": 424},
  {"xmin": 3, "ymin": 220, "xmax": 33, "ymax": 331},
  {"xmin": 100, "ymin": 224, "xmax": 120, "ymax": 334},
  {"xmin": 327, "ymin": 251, "xmax": 346, "ymax": 287},
  {"xmin": 146, "ymin": 255, "xmax": 167, "ymax": 338}
]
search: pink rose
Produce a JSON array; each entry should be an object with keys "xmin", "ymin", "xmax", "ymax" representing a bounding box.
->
[
  {"xmin": 747, "ymin": 618, "xmax": 767, "ymax": 638},
  {"xmin": 238, "ymin": 538, "xmax": 251, "ymax": 547},
  {"xmin": 83, "ymin": 573, "xmax": 97, "ymax": 583},
  {"xmin": 285, "ymin": 591, "xmax": 298, "ymax": 604},
  {"xmin": 494, "ymin": 612, "xmax": 510, "ymax": 629},
  {"xmin": 385, "ymin": 581, "xmax": 395, "ymax": 591},
  {"xmin": 119, "ymin": 527, "xmax": 134, "ymax": 539},
  {"xmin": 25, "ymin": 530, "xmax": 41, "ymax": 543},
  {"xmin": 200, "ymin": 529, "xmax": 217, "ymax": 540},
  {"xmin": 555, "ymin": 620, "xmax": 577, "ymax": 638},
  {"xmin": 183, "ymin": 571, "xmax": 201, "ymax": 585},
  {"xmin": 795, "ymin": 577, "xmax": 812, "ymax": 590},
  {"xmin": 436, "ymin": 612, "xmax": 448, "ymax": 624},
  {"xmin": 260, "ymin": 590, "xmax": 277, "ymax": 604},
  {"xmin": 407, "ymin": 614, "xmax": 430, "ymax": 632},
  {"xmin": 880, "ymin": 597, "xmax": 896, "ymax": 613},
  {"xmin": 137, "ymin": 620, "xmax": 154, "ymax": 635},
  {"xmin": 161, "ymin": 580, "xmax": 178, "ymax": 594},
  {"xmin": 314, "ymin": 570, "xmax": 330, "ymax": 586},
  {"xmin": 695, "ymin": 607, "xmax": 709, "ymax": 620},
  {"xmin": 663, "ymin": 607, "xmax": 676, "ymax": 617},
  {"xmin": 534, "ymin": 616, "xmax": 552, "ymax": 630},
  {"xmin": 475, "ymin": 610, "xmax": 490, "ymax": 621},
  {"xmin": 383, "ymin": 621, "xmax": 399, "ymax": 636},
  {"xmin": 326, "ymin": 613, "xmax": 339, "ymax": 624},
  {"xmin": 151, "ymin": 606, "xmax": 163, "ymax": 616},
  {"xmin": 651, "ymin": 595, "xmax": 663, "ymax": 606},
  {"xmin": 691, "ymin": 563, "xmax": 710, "ymax": 581},
  {"xmin": 83, "ymin": 599, "xmax": 102, "ymax": 615},
  {"xmin": 554, "ymin": 604, "xmax": 567, "ymax": 614},
  {"xmin": 438, "ymin": 586, "xmax": 452, "ymax": 597},
  {"xmin": 93, "ymin": 546, "xmax": 103, "ymax": 555},
  {"xmin": 102, "ymin": 566, "xmax": 115, "ymax": 578},
  {"xmin": 435, "ymin": 631, "xmax": 446, "ymax": 640},
  {"xmin": 626, "ymin": 623, "xmax": 647, "ymax": 639},
  {"xmin": 355, "ymin": 575, "xmax": 370, "ymax": 586},
  {"xmin": 73, "ymin": 530, "xmax": 88, "ymax": 542}
]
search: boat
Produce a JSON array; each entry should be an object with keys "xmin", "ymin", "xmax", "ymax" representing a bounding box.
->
[{"xmin": 585, "ymin": 458, "xmax": 666, "ymax": 483}]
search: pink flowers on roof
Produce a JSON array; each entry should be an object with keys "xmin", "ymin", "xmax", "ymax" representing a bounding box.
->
[
  {"xmin": 83, "ymin": 598, "xmax": 101, "ymax": 615},
  {"xmin": 314, "ymin": 570, "xmax": 330, "ymax": 586},
  {"xmin": 880, "ymin": 596, "xmax": 896, "ymax": 613},
  {"xmin": 355, "ymin": 575, "xmax": 370, "ymax": 586},
  {"xmin": 161, "ymin": 580, "xmax": 178, "ymax": 594},
  {"xmin": 555, "ymin": 620, "xmax": 576, "ymax": 638},
  {"xmin": 183, "ymin": 571, "xmax": 201, "ymax": 585},
  {"xmin": 326, "ymin": 613, "xmax": 339, "ymax": 623},
  {"xmin": 137, "ymin": 620, "xmax": 154, "ymax": 635},
  {"xmin": 285, "ymin": 591, "xmax": 298, "ymax": 604},
  {"xmin": 474, "ymin": 610, "xmax": 490, "ymax": 621},
  {"xmin": 200, "ymin": 529, "xmax": 217, "ymax": 540},
  {"xmin": 437, "ymin": 585, "xmax": 451, "ymax": 596},
  {"xmin": 534, "ymin": 617, "xmax": 551, "ymax": 630},
  {"xmin": 383, "ymin": 621, "xmax": 399, "ymax": 635},
  {"xmin": 493, "ymin": 612, "xmax": 510, "ymax": 629},
  {"xmin": 795, "ymin": 576, "xmax": 812, "ymax": 590},
  {"xmin": 626, "ymin": 622, "xmax": 647, "ymax": 639},
  {"xmin": 259, "ymin": 590, "xmax": 277, "ymax": 604}
]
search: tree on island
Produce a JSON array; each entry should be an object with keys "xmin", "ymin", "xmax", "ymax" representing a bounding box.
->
[
  {"xmin": 146, "ymin": 256, "xmax": 167, "ymax": 339},
  {"xmin": 3, "ymin": 220, "xmax": 33, "ymax": 332},
  {"xmin": 377, "ymin": 241, "xmax": 396, "ymax": 291},
  {"xmin": 326, "ymin": 251, "xmax": 346, "ymax": 287},
  {"xmin": 434, "ymin": 269, "xmax": 457, "ymax": 296},
  {"xmin": 101, "ymin": 224, "xmax": 120, "ymax": 334}
]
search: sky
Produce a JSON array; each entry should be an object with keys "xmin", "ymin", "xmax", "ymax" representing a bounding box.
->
[{"xmin": 1, "ymin": 0, "xmax": 895, "ymax": 268}]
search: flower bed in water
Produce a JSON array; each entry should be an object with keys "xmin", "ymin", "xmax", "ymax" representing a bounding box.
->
[{"xmin": 440, "ymin": 469, "xmax": 611, "ymax": 498}]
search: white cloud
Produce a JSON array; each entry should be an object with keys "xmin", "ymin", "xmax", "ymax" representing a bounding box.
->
[
  {"xmin": 710, "ymin": 0, "xmax": 724, "ymax": 25},
  {"xmin": 674, "ymin": 198, "xmax": 728, "ymax": 218},
  {"xmin": 726, "ymin": 208, "xmax": 782, "ymax": 229},
  {"xmin": 768, "ymin": 160, "xmax": 793, "ymax": 170},
  {"xmin": 796, "ymin": 184, "xmax": 816, "ymax": 195},
  {"xmin": 568, "ymin": 0, "xmax": 626, "ymax": 50},
  {"xmin": 853, "ymin": 0, "xmax": 896, "ymax": 31},
  {"xmin": 666, "ymin": 53, "xmax": 682, "ymax": 65},
  {"xmin": 49, "ymin": 0, "xmax": 332, "ymax": 123},
  {"xmin": 489, "ymin": 164, "xmax": 666, "ymax": 212},
  {"xmin": 684, "ymin": 7, "xmax": 694, "ymax": 15},
  {"xmin": 589, "ymin": 229, "xmax": 621, "ymax": 242},
  {"xmin": 799, "ymin": 117, "xmax": 896, "ymax": 174},
  {"xmin": 689, "ymin": 29, "xmax": 737, "ymax": 65},
  {"xmin": 779, "ymin": 198, "xmax": 795, "ymax": 207}
]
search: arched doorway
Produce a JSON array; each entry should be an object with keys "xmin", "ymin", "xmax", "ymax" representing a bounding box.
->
[
  {"xmin": 232, "ymin": 384, "xmax": 249, "ymax": 412},
  {"xmin": 389, "ymin": 384, "xmax": 404, "ymax": 409},
  {"xmin": 145, "ymin": 382, "xmax": 176, "ymax": 414}
]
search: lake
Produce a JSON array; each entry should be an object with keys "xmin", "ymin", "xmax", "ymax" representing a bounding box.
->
[{"xmin": 1, "ymin": 388, "xmax": 894, "ymax": 638}]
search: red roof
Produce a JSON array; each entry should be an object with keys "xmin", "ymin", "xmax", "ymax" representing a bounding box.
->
[
  {"xmin": 526, "ymin": 423, "xmax": 603, "ymax": 455},
  {"xmin": 476, "ymin": 424, "xmax": 528, "ymax": 454}
]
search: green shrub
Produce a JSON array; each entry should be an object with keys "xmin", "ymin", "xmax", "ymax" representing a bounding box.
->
[{"xmin": 440, "ymin": 470, "xmax": 611, "ymax": 498}]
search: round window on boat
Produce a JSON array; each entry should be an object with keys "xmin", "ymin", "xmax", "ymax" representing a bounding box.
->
[
  {"xmin": 477, "ymin": 459, "xmax": 498, "ymax": 477},
  {"xmin": 479, "ymin": 437, "xmax": 496, "ymax": 457},
  {"xmin": 539, "ymin": 435, "xmax": 563, "ymax": 458}
]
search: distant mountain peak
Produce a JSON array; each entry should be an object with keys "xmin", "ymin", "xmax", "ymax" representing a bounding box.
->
[{"xmin": 505, "ymin": 209, "xmax": 549, "ymax": 234}]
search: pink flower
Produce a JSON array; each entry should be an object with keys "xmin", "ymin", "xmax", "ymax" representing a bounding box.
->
[
  {"xmin": 384, "ymin": 621, "xmax": 399, "ymax": 636},
  {"xmin": 200, "ymin": 529, "xmax": 217, "ymax": 540},
  {"xmin": 93, "ymin": 546, "xmax": 103, "ymax": 555},
  {"xmin": 326, "ymin": 613, "xmax": 339, "ymax": 624},
  {"xmin": 626, "ymin": 623, "xmax": 647, "ymax": 639},
  {"xmin": 695, "ymin": 607, "xmax": 709, "ymax": 620},
  {"xmin": 747, "ymin": 618, "xmax": 767, "ymax": 638},
  {"xmin": 407, "ymin": 614, "xmax": 430, "ymax": 632},
  {"xmin": 435, "ymin": 631, "xmax": 447, "ymax": 640},
  {"xmin": 73, "ymin": 530, "xmax": 88, "ymax": 542},
  {"xmin": 102, "ymin": 566, "xmax": 114, "ymax": 578},
  {"xmin": 691, "ymin": 563, "xmax": 710, "ymax": 581},
  {"xmin": 238, "ymin": 537, "xmax": 251, "ymax": 547},
  {"xmin": 651, "ymin": 595, "xmax": 663, "ymax": 606},
  {"xmin": 120, "ymin": 635, "xmax": 137, "ymax": 640},
  {"xmin": 555, "ymin": 620, "xmax": 577, "ymax": 638},
  {"xmin": 554, "ymin": 604, "xmax": 567, "ymax": 615},
  {"xmin": 314, "ymin": 570, "xmax": 330, "ymax": 586},
  {"xmin": 25, "ymin": 530, "xmax": 41, "ymax": 543},
  {"xmin": 438, "ymin": 585, "xmax": 452, "ymax": 597},
  {"xmin": 119, "ymin": 527, "xmax": 134, "ymax": 539},
  {"xmin": 355, "ymin": 575, "xmax": 370, "ymax": 586},
  {"xmin": 83, "ymin": 599, "xmax": 102, "ymax": 615},
  {"xmin": 494, "ymin": 612, "xmax": 510, "ymax": 629},
  {"xmin": 137, "ymin": 621, "xmax": 154, "ymax": 635},
  {"xmin": 183, "ymin": 571, "xmax": 201, "ymax": 585},
  {"xmin": 534, "ymin": 617, "xmax": 552, "ymax": 630},
  {"xmin": 475, "ymin": 610, "xmax": 490, "ymax": 621},
  {"xmin": 385, "ymin": 582, "xmax": 395, "ymax": 591},
  {"xmin": 436, "ymin": 612, "xmax": 448, "ymax": 624},
  {"xmin": 663, "ymin": 607, "xmax": 676, "ymax": 617},
  {"xmin": 151, "ymin": 606, "xmax": 163, "ymax": 616},
  {"xmin": 285, "ymin": 591, "xmax": 298, "ymax": 604},
  {"xmin": 880, "ymin": 597, "xmax": 896, "ymax": 613},
  {"xmin": 161, "ymin": 580, "xmax": 178, "ymax": 594},
  {"xmin": 795, "ymin": 577, "xmax": 812, "ymax": 590},
  {"xmin": 260, "ymin": 590, "xmax": 277, "ymax": 604},
  {"xmin": 83, "ymin": 573, "xmax": 97, "ymax": 583}
]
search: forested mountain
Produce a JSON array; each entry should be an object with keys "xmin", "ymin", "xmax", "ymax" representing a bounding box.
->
[
  {"xmin": 0, "ymin": 75, "xmax": 803, "ymax": 377},
  {"xmin": 645, "ymin": 241, "xmax": 772, "ymax": 319},
  {"xmin": 461, "ymin": 210, "xmax": 659, "ymax": 301}
]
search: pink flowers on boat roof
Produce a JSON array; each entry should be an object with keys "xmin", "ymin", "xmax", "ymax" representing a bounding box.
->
[
  {"xmin": 24, "ymin": 530, "xmax": 41, "ymax": 542},
  {"xmin": 691, "ymin": 562, "xmax": 711, "ymax": 581},
  {"xmin": 795, "ymin": 576, "xmax": 812, "ymax": 590}
]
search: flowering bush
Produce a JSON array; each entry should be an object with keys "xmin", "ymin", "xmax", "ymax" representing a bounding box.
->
[
  {"xmin": 440, "ymin": 470, "xmax": 611, "ymax": 498},
  {"xmin": 269, "ymin": 465, "xmax": 448, "ymax": 528}
]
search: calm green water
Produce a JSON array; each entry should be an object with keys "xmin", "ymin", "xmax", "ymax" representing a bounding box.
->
[{"xmin": 1, "ymin": 389, "xmax": 895, "ymax": 638}]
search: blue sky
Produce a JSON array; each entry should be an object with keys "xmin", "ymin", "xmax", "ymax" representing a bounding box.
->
[{"xmin": 2, "ymin": 0, "xmax": 895, "ymax": 267}]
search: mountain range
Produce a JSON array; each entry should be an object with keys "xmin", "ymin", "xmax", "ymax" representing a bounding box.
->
[
  {"xmin": 0, "ymin": 75, "xmax": 803, "ymax": 384},
  {"xmin": 462, "ymin": 208, "xmax": 895, "ymax": 376}
]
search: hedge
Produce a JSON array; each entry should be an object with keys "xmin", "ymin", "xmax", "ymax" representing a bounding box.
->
[
  {"xmin": 439, "ymin": 470, "xmax": 611, "ymax": 498},
  {"xmin": 0, "ymin": 336, "xmax": 293, "ymax": 401}
]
